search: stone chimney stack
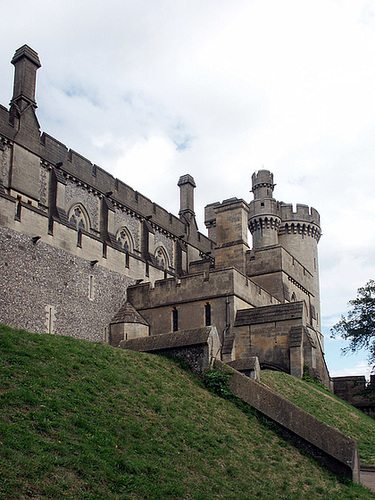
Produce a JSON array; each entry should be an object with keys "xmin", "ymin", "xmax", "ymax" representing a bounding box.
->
[
  {"xmin": 11, "ymin": 45, "xmax": 41, "ymax": 110},
  {"xmin": 178, "ymin": 174, "xmax": 196, "ymax": 224},
  {"xmin": 9, "ymin": 45, "xmax": 41, "ymax": 135}
]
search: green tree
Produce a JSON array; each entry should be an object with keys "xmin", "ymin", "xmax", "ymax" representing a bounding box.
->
[{"xmin": 331, "ymin": 279, "xmax": 375, "ymax": 368}]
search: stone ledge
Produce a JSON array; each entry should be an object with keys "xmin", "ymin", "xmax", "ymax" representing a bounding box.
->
[
  {"xmin": 226, "ymin": 357, "xmax": 260, "ymax": 381},
  {"xmin": 215, "ymin": 359, "xmax": 360, "ymax": 482}
]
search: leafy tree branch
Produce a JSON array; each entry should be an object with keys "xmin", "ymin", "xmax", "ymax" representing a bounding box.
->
[{"xmin": 331, "ymin": 279, "xmax": 375, "ymax": 368}]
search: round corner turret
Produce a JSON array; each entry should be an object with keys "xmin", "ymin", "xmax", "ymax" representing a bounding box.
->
[
  {"xmin": 251, "ymin": 170, "xmax": 275, "ymax": 200},
  {"xmin": 249, "ymin": 170, "xmax": 280, "ymax": 248}
]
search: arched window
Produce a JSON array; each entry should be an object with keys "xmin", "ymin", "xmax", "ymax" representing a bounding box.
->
[
  {"xmin": 116, "ymin": 227, "xmax": 133, "ymax": 253},
  {"xmin": 155, "ymin": 246, "xmax": 168, "ymax": 270},
  {"xmin": 68, "ymin": 204, "xmax": 89, "ymax": 231},
  {"xmin": 291, "ymin": 293, "xmax": 297, "ymax": 302}
]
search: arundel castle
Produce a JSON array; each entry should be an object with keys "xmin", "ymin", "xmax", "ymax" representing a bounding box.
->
[{"xmin": 0, "ymin": 45, "xmax": 330, "ymax": 386}]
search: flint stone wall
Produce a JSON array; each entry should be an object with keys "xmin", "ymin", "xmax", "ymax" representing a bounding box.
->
[{"xmin": 0, "ymin": 226, "xmax": 133, "ymax": 341}]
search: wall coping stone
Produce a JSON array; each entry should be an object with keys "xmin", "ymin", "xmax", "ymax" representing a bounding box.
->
[
  {"xmin": 215, "ymin": 359, "xmax": 360, "ymax": 482},
  {"xmin": 119, "ymin": 326, "xmax": 219, "ymax": 352},
  {"xmin": 226, "ymin": 357, "xmax": 260, "ymax": 381}
]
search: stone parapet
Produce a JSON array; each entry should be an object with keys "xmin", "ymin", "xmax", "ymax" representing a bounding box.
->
[
  {"xmin": 127, "ymin": 268, "xmax": 279, "ymax": 311},
  {"xmin": 235, "ymin": 302, "xmax": 305, "ymax": 326},
  {"xmin": 280, "ymin": 203, "xmax": 320, "ymax": 226},
  {"xmin": 215, "ymin": 360, "xmax": 360, "ymax": 482}
]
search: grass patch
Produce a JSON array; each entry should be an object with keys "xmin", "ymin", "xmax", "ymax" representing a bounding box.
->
[
  {"xmin": 261, "ymin": 370, "xmax": 375, "ymax": 467},
  {"xmin": 0, "ymin": 324, "xmax": 373, "ymax": 499}
]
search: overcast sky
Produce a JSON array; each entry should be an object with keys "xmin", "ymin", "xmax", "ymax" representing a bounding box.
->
[{"xmin": 1, "ymin": 0, "xmax": 375, "ymax": 377}]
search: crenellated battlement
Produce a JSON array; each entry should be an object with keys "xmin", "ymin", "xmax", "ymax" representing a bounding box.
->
[
  {"xmin": 0, "ymin": 44, "xmax": 212, "ymax": 255},
  {"xmin": 280, "ymin": 203, "xmax": 320, "ymax": 226}
]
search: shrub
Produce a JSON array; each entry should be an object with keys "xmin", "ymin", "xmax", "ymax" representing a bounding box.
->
[{"xmin": 203, "ymin": 366, "xmax": 232, "ymax": 398}]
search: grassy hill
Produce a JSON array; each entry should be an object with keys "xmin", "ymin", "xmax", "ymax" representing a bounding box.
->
[
  {"xmin": 0, "ymin": 324, "xmax": 374, "ymax": 499},
  {"xmin": 261, "ymin": 370, "xmax": 375, "ymax": 467}
]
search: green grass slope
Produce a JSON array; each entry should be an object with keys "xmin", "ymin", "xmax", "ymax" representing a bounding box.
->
[
  {"xmin": 0, "ymin": 324, "xmax": 373, "ymax": 499},
  {"xmin": 261, "ymin": 370, "xmax": 375, "ymax": 467}
]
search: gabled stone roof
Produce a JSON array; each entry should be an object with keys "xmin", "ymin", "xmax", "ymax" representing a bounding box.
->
[{"xmin": 111, "ymin": 301, "xmax": 149, "ymax": 326}]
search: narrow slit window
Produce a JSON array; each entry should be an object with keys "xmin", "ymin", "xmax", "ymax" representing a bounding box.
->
[
  {"xmin": 77, "ymin": 229, "xmax": 82, "ymax": 248},
  {"xmin": 48, "ymin": 307, "xmax": 53, "ymax": 333},
  {"xmin": 205, "ymin": 303, "xmax": 211, "ymax": 326},
  {"xmin": 45, "ymin": 305, "xmax": 56, "ymax": 334},
  {"xmin": 172, "ymin": 307, "xmax": 178, "ymax": 332},
  {"xmin": 15, "ymin": 197, "xmax": 22, "ymax": 221},
  {"xmin": 89, "ymin": 275, "xmax": 94, "ymax": 300}
]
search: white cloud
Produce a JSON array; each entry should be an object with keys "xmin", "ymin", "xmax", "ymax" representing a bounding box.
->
[{"xmin": 329, "ymin": 360, "xmax": 373, "ymax": 380}]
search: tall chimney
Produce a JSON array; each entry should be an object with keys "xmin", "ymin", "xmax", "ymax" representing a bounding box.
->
[
  {"xmin": 178, "ymin": 174, "xmax": 196, "ymax": 224},
  {"xmin": 11, "ymin": 45, "xmax": 41, "ymax": 109}
]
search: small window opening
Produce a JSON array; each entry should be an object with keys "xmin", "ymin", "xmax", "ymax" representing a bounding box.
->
[
  {"xmin": 205, "ymin": 303, "xmax": 211, "ymax": 326},
  {"xmin": 15, "ymin": 196, "xmax": 22, "ymax": 221},
  {"xmin": 48, "ymin": 307, "xmax": 53, "ymax": 333},
  {"xmin": 89, "ymin": 275, "xmax": 94, "ymax": 300},
  {"xmin": 77, "ymin": 229, "xmax": 82, "ymax": 248},
  {"xmin": 172, "ymin": 307, "xmax": 178, "ymax": 332},
  {"xmin": 45, "ymin": 305, "xmax": 56, "ymax": 334},
  {"xmin": 48, "ymin": 217, "xmax": 54, "ymax": 235}
]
